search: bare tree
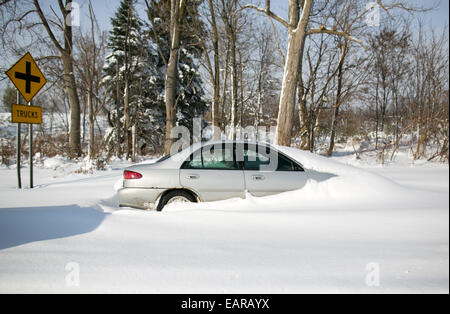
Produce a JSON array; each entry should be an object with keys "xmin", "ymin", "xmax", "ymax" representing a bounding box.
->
[
  {"xmin": 243, "ymin": 0, "xmax": 424, "ymax": 147},
  {"xmin": 74, "ymin": 2, "xmax": 107, "ymax": 159},
  {"xmin": 253, "ymin": 22, "xmax": 280, "ymax": 136},
  {"xmin": 407, "ymin": 24, "xmax": 449, "ymax": 161},
  {"xmin": 1, "ymin": 0, "xmax": 82, "ymax": 157},
  {"xmin": 191, "ymin": 0, "xmax": 221, "ymax": 139},
  {"xmin": 219, "ymin": 0, "xmax": 240, "ymax": 139},
  {"xmin": 243, "ymin": 0, "xmax": 366, "ymax": 146},
  {"xmin": 35, "ymin": 0, "xmax": 82, "ymax": 157}
]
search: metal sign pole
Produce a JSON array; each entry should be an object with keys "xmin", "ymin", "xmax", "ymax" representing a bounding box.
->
[
  {"xmin": 16, "ymin": 91, "xmax": 22, "ymax": 189},
  {"xmin": 29, "ymin": 100, "xmax": 33, "ymax": 189}
]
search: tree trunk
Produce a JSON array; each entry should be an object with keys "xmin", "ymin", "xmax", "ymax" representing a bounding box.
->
[
  {"xmin": 297, "ymin": 26, "xmax": 309, "ymax": 150},
  {"xmin": 124, "ymin": 80, "xmax": 131, "ymax": 159},
  {"xmin": 256, "ymin": 59, "xmax": 263, "ymax": 138},
  {"xmin": 238, "ymin": 50, "xmax": 244, "ymax": 131},
  {"xmin": 223, "ymin": 3, "xmax": 238, "ymax": 140},
  {"xmin": 82, "ymin": 99, "xmax": 87, "ymax": 145},
  {"xmin": 298, "ymin": 85, "xmax": 310, "ymax": 150},
  {"xmin": 328, "ymin": 105, "xmax": 340, "ymax": 156},
  {"xmin": 276, "ymin": 0, "xmax": 313, "ymax": 146},
  {"xmin": 163, "ymin": 0, "xmax": 186, "ymax": 155},
  {"xmin": 230, "ymin": 46, "xmax": 237, "ymax": 140},
  {"xmin": 208, "ymin": 0, "xmax": 220, "ymax": 140},
  {"xmin": 62, "ymin": 0, "xmax": 81, "ymax": 158},
  {"xmin": 61, "ymin": 53, "xmax": 81, "ymax": 158},
  {"xmin": 88, "ymin": 89, "xmax": 95, "ymax": 159},
  {"xmin": 375, "ymin": 76, "xmax": 380, "ymax": 149},
  {"xmin": 220, "ymin": 47, "xmax": 229, "ymax": 132},
  {"xmin": 131, "ymin": 124, "xmax": 137, "ymax": 162},
  {"xmin": 116, "ymin": 61, "xmax": 122, "ymax": 157},
  {"xmin": 164, "ymin": 47, "xmax": 180, "ymax": 154},
  {"xmin": 327, "ymin": 43, "xmax": 347, "ymax": 156},
  {"xmin": 63, "ymin": 1, "xmax": 81, "ymax": 158}
]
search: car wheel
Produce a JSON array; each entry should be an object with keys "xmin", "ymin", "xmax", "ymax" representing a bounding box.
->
[{"xmin": 157, "ymin": 190, "xmax": 197, "ymax": 211}]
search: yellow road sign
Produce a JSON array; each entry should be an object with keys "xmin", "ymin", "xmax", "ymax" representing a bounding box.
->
[
  {"xmin": 5, "ymin": 52, "xmax": 47, "ymax": 103},
  {"xmin": 11, "ymin": 104, "xmax": 42, "ymax": 124}
]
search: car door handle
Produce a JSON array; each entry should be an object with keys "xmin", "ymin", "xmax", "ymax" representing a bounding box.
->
[
  {"xmin": 252, "ymin": 175, "xmax": 265, "ymax": 181},
  {"xmin": 186, "ymin": 174, "xmax": 199, "ymax": 179}
]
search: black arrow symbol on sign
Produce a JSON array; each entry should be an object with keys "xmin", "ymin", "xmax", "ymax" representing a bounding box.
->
[{"xmin": 14, "ymin": 61, "xmax": 40, "ymax": 94}]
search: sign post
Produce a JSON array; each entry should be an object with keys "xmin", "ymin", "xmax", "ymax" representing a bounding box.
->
[
  {"xmin": 16, "ymin": 91, "xmax": 21, "ymax": 189},
  {"xmin": 29, "ymin": 102, "xmax": 33, "ymax": 189},
  {"xmin": 5, "ymin": 52, "xmax": 46, "ymax": 189}
]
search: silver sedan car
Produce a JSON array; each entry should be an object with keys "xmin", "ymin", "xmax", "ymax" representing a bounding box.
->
[{"xmin": 118, "ymin": 141, "xmax": 309, "ymax": 210}]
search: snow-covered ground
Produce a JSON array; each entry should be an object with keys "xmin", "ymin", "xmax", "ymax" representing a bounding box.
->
[{"xmin": 0, "ymin": 149, "xmax": 448, "ymax": 293}]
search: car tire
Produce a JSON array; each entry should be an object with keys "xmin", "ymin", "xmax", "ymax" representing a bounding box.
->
[{"xmin": 157, "ymin": 190, "xmax": 197, "ymax": 211}]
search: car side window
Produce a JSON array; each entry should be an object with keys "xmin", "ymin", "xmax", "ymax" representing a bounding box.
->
[
  {"xmin": 244, "ymin": 145, "xmax": 304, "ymax": 172},
  {"xmin": 277, "ymin": 154, "xmax": 294, "ymax": 171},
  {"xmin": 277, "ymin": 154, "xmax": 305, "ymax": 171},
  {"xmin": 244, "ymin": 146, "xmax": 270, "ymax": 170},
  {"xmin": 182, "ymin": 144, "xmax": 239, "ymax": 170},
  {"xmin": 202, "ymin": 144, "xmax": 239, "ymax": 170},
  {"xmin": 292, "ymin": 160, "xmax": 304, "ymax": 172},
  {"xmin": 184, "ymin": 148, "xmax": 203, "ymax": 169}
]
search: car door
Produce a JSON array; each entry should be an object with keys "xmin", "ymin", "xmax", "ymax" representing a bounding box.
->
[
  {"xmin": 180, "ymin": 143, "xmax": 245, "ymax": 202},
  {"xmin": 242, "ymin": 144, "xmax": 308, "ymax": 197}
]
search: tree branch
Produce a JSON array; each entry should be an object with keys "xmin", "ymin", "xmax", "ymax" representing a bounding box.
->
[
  {"xmin": 307, "ymin": 27, "xmax": 367, "ymax": 50},
  {"xmin": 240, "ymin": 4, "xmax": 290, "ymax": 28},
  {"xmin": 144, "ymin": 0, "xmax": 168, "ymax": 68},
  {"xmin": 33, "ymin": 0, "xmax": 63, "ymax": 52},
  {"xmin": 35, "ymin": 55, "xmax": 60, "ymax": 62},
  {"xmin": 267, "ymin": 16, "xmax": 285, "ymax": 66}
]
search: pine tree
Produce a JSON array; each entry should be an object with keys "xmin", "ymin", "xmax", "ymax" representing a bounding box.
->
[{"xmin": 103, "ymin": 0, "xmax": 164, "ymax": 157}]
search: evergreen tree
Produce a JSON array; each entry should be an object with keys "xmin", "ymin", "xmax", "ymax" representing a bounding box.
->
[
  {"xmin": 1, "ymin": 86, "xmax": 17, "ymax": 112},
  {"xmin": 103, "ymin": 0, "xmax": 164, "ymax": 156}
]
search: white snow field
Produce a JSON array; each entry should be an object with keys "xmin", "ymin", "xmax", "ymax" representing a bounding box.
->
[{"xmin": 0, "ymin": 149, "xmax": 448, "ymax": 293}]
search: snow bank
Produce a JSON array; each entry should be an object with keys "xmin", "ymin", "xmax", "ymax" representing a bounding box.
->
[
  {"xmin": 278, "ymin": 146, "xmax": 404, "ymax": 196},
  {"xmin": 0, "ymin": 150, "xmax": 447, "ymax": 293},
  {"xmin": 42, "ymin": 155, "xmax": 71, "ymax": 170}
]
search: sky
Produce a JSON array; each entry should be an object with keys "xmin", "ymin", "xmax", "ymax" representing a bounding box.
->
[
  {"xmin": 78, "ymin": 0, "xmax": 449, "ymax": 33},
  {"xmin": 1, "ymin": 0, "xmax": 448, "ymax": 100}
]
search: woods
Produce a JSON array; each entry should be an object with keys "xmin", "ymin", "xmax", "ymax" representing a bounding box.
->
[{"xmin": 0, "ymin": 0, "xmax": 448, "ymax": 164}]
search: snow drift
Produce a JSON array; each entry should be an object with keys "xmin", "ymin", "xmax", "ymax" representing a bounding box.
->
[{"xmin": 0, "ymin": 146, "xmax": 447, "ymax": 293}]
